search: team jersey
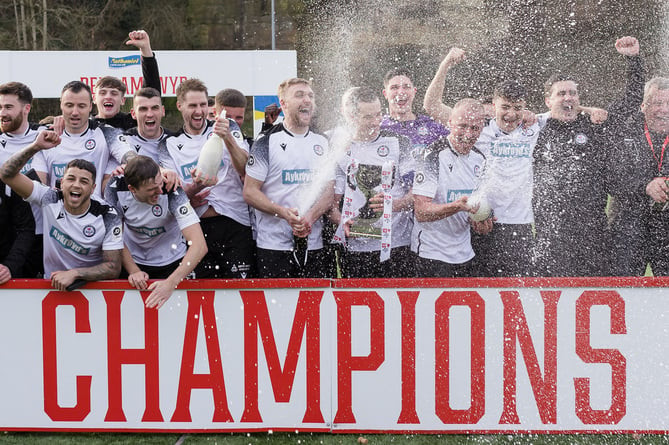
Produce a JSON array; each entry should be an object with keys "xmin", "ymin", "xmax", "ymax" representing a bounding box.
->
[
  {"xmin": 0, "ymin": 124, "xmax": 43, "ymax": 174},
  {"xmin": 474, "ymin": 119, "xmax": 541, "ymax": 224},
  {"xmin": 380, "ymin": 114, "xmax": 450, "ymax": 161},
  {"xmin": 26, "ymin": 181, "xmax": 123, "ymax": 276},
  {"xmin": 32, "ymin": 121, "xmax": 132, "ymax": 198},
  {"xmin": 246, "ymin": 123, "xmax": 331, "ymax": 251},
  {"xmin": 158, "ymin": 119, "xmax": 243, "ymax": 218},
  {"xmin": 105, "ymin": 176, "xmax": 200, "ymax": 267},
  {"xmin": 334, "ymin": 130, "xmax": 415, "ymax": 252},
  {"xmin": 117, "ymin": 127, "xmax": 173, "ymax": 162},
  {"xmin": 0, "ymin": 124, "xmax": 44, "ymax": 233},
  {"xmin": 413, "ymin": 138, "xmax": 486, "ymax": 264},
  {"xmin": 215, "ymin": 125, "xmax": 251, "ymax": 226}
]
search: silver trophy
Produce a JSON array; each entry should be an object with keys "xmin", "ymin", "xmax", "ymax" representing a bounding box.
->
[{"xmin": 347, "ymin": 164, "xmax": 393, "ymax": 238}]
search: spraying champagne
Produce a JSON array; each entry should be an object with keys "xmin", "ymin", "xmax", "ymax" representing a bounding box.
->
[{"xmin": 193, "ymin": 109, "xmax": 226, "ymax": 183}]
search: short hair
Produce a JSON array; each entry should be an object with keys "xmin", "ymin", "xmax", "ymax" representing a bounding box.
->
[
  {"xmin": 176, "ymin": 78, "xmax": 208, "ymax": 102},
  {"xmin": 544, "ymin": 74, "xmax": 578, "ymax": 97},
  {"xmin": 0, "ymin": 81, "xmax": 33, "ymax": 105},
  {"xmin": 65, "ymin": 159, "xmax": 96, "ymax": 179},
  {"xmin": 342, "ymin": 86, "xmax": 379, "ymax": 117},
  {"xmin": 124, "ymin": 155, "xmax": 160, "ymax": 189},
  {"xmin": 207, "ymin": 96, "xmax": 215, "ymax": 107},
  {"xmin": 451, "ymin": 98, "xmax": 484, "ymax": 115},
  {"xmin": 216, "ymin": 88, "xmax": 247, "ymax": 108},
  {"xmin": 643, "ymin": 77, "xmax": 669, "ymax": 104},
  {"xmin": 493, "ymin": 80, "xmax": 527, "ymax": 102},
  {"xmin": 383, "ymin": 68, "xmax": 413, "ymax": 87},
  {"xmin": 61, "ymin": 81, "xmax": 92, "ymax": 101},
  {"xmin": 277, "ymin": 78, "xmax": 311, "ymax": 102},
  {"xmin": 133, "ymin": 87, "xmax": 162, "ymax": 101},
  {"xmin": 94, "ymin": 76, "xmax": 127, "ymax": 95}
]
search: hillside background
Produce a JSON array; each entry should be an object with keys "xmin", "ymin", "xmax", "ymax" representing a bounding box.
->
[{"xmin": 1, "ymin": 0, "xmax": 667, "ymax": 131}]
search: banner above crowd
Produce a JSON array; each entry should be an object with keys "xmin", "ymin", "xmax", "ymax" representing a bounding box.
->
[{"xmin": 0, "ymin": 50, "xmax": 297, "ymax": 98}]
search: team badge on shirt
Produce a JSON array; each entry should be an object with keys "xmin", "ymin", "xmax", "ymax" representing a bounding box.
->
[
  {"xmin": 83, "ymin": 225, "xmax": 96, "ymax": 237},
  {"xmin": 313, "ymin": 144, "xmax": 324, "ymax": 156},
  {"xmin": 575, "ymin": 133, "xmax": 588, "ymax": 145},
  {"xmin": 152, "ymin": 205, "xmax": 163, "ymax": 216},
  {"xmin": 377, "ymin": 145, "xmax": 389, "ymax": 157},
  {"xmin": 418, "ymin": 126, "xmax": 429, "ymax": 136},
  {"xmin": 474, "ymin": 165, "xmax": 481, "ymax": 176},
  {"xmin": 85, "ymin": 139, "xmax": 96, "ymax": 150},
  {"xmin": 522, "ymin": 127, "xmax": 535, "ymax": 137}
]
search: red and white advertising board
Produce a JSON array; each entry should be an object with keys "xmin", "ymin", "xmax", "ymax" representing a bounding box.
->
[{"xmin": 0, "ymin": 277, "xmax": 667, "ymax": 433}]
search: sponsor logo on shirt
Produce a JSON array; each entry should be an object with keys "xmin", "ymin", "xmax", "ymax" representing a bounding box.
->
[
  {"xmin": 247, "ymin": 155, "xmax": 255, "ymax": 166},
  {"xmin": 415, "ymin": 172, "xmax": 425, "ymax": 184},
  {"xmin": 53, "ymin": 163, "xmax": 67, "ymax": 179},
  {"xmin": 50, "ymin": 226, "xmax": 90, "ymax": 255},
  {"xmin": 180, "ymin": 161, "xmax": 198, "ymax": 180},
  {"xmin": 447, "ymin": 189, "xmax": 472, "ymax": 203},
  {"xmin": 129, "ymin": 225, "xmax": 166, "ymax": 237},
  {"xmin": 108, "ymin": 55, "xmax": 141, "ymax": 68},
  {"xmin": 179, "ymin": 205, "xmax": 189, "ymax": 215},
  {"xmin": 20, "ymin": 159, "xmax": 32, "ymax": 175},
  {"xmin": 282, "ymin": 169, "xmax": 313, "ymax": 184},
  {"xmin": 491, "ymin": 142, "xmax": 531, "ymax": 158}
]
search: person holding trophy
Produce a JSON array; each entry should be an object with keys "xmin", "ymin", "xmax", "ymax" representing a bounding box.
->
[{"xmin": 331, "ymin": 87, "xmax": 415, "ymax": 278}]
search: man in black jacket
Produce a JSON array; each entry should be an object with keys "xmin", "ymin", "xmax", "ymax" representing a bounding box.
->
[
  {"xmin": 0, "ymin": 179, "xmax": 37, "ymax": 283},
  {"xmin": 609, "ymin": 77, "xmax": 669, "ymax": 275},
  {"xmin": 532, "ymin": 36, "xmax": 643, "ymax": 277}
]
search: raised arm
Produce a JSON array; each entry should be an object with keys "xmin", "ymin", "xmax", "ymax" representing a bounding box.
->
[
  {"xmin": 607, "ymin": 36, "xmax": 644, "ymax": 122},
  {"xmin": 0, "ymin": 130, "xmax": 61, "ymax": 199},
  {"xmin": 423, "ymin": 48, "xmax": 466, "ymax": 126},
  {"xmin": 127, "ymin": 30, "xmax": 161, "ymax": 92}
]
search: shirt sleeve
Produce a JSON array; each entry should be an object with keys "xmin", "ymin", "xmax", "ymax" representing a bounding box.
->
[{"xmin": 102, "ymin": 207, "xmax": 124, "ymax": 251}]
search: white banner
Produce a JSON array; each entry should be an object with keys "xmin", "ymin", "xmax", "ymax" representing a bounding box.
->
[
  {"xmin": 0, "ymin": 278, "xmax": 667, "ymax": 433},
  {"xmin": 0, "ymin": 50, "xmax": 297, "ymax": 98}
]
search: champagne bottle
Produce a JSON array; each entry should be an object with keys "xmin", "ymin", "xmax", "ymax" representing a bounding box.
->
[{"xmin": 195, "ymin": 109, "xmax": 226, "ymax": 180}]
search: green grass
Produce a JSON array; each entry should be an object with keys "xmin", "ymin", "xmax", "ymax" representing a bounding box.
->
[{"xmin": 0, "ymin": 432, "xmax": 668, "ymax": 445}]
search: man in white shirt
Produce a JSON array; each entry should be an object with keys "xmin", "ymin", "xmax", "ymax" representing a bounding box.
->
[
  {"xmin": 244, "ymin": 78, "xmax": 334, "ymax": 278},
  {"xmin": 158, "ymin": 78, "xmax": 250, "ymax": 278},
  {"xmin": 0, "ymin": 130, "xmax": 123, "ymax": 290},
  {"xmin": 105, "ymin": 155, "xmax": 206, "ymax": 308},
  {"xmin": 413, "ymin": 99, "xmax": 493, "ymax": 277}
]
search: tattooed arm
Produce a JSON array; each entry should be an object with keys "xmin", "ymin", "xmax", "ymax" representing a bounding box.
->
[
  {"xmin": 49, "ymin": 249, "xmax": 122, "ymax": 291},
  {"xmin": 0, "ymin": 130, "xmax": 61, "ymax": 199}
]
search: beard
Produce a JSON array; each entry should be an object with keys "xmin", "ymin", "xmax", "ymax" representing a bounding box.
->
[{"xmin": 0, "ymin": 113, "xmax": 23, "ymax": 133}]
